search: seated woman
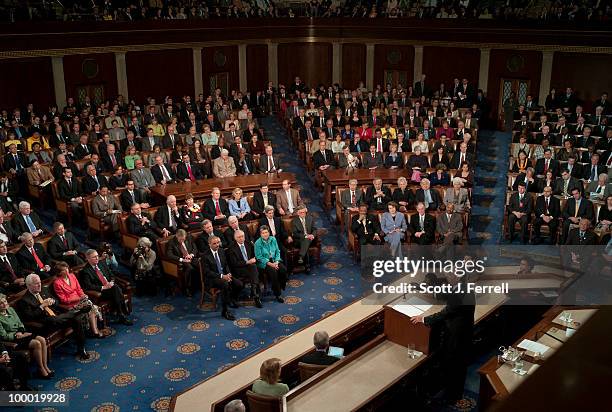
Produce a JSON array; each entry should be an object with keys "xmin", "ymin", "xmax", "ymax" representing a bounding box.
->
[
  {"xmin": 349, "ymin": 111, "xmax": 362, "ymax": 128},
  {"xmin": 52, "ymin": 262, "xmax": 104, "ymax": 339},
  {"xmin": 0, "ymin": 293, "xmax": 53, "ymax": 379},
  {"xmin": 341, "ymin": 124, "xmax": 354, "ymax": 141},
  {"xmin": 331, "ymin": 133, "xmax": 346, "ymax": 154},
  {"xmin": 228, "ymin": 187, "xmax": 253, "ymax": 221},
  {"xmin": 435, "ymin": 120, "xmax": 455, "ymax": 140},
  {"xmin": 252, "ymin": 358, "xmax": 289, "ymax": 397},
  {"xmin": 210, "ymin": 136, "xmax": 229, "ymax": 160},
  {"xmin": 188, "ymin": 139, "xmax": 212, "ymax": 178},
  {"xmin": 444, "ymin": 177, "xmax": 471, "ymax": 213},
  {"xmin": 431, "ymin": 145, "xmax": 450, "ymax": 170},
  {"xmin": 147, "ymin": 144, "xmax": 167, "ymax": 167},
  {"xmin": 412, "ymin": 132, "xmax": 429, "ymax": 153},
  {"xmin": 124, "ymin": 145, "xmax": 141, "ymax": 170},
  {"xmin": 429, "ymin": 164, "xmax": 451, "ymax": 186},
  {"xmin": 247, "ymin": 134, "xmax": 266, "ymax": 157},
  {"xmin": 224, "ymin": 112, "xmax": 240, "ymax": 132},
  {"xmin": 385, "ymin": 143, "xmax": 403, "ymax": 169},
  {"xmin": 242, "ymin": 122, "xmax": 262, "ymax": 143},
  {"xmin": 511, "ymin": 150, "xmax": 532, "ymax": 173},
  {"xmin": 180, "ymin": 193, "xmax": 204, "ymax": 230},
  {"xmin": 381, "ymin": 202, "xmax": 407, "ymax": 257},
  {"xmin": 109, "ymin": 165, "xmax": 129, "ymax": 190},
  {"xmin": 170, "ymin": 144, "xmax": 184, "ymax": 164},
  {"xmin": 305, "ymin": 101, "xmax": 319, "ymax": 118},
  {"xmin": 201, "ymin": 124, "xmax": 218, "ymax": 146},
  {"xmin": 392, "ymin": 177, "xmax": 414, "ymax": 212},
  {"xmin": 407, "ymin": 146, "xmax": 430, "ymax": 182},
  {"xmin": 457, "ymin": 162, "xmax": 474, "ymax": 188},
  {"xmin": 254, "ymin": 226, "xmax": 287, "ymax": 303},
  {"xmin": 596, "ymin": 195, "xmax": 612, "ymax": 235}
]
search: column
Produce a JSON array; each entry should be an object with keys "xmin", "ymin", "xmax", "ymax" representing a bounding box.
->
[
  {"xmin": 238, "ymin": 44, "xmax": 247, "ymax": 92},
  {"xmin": 267, "ymin": 42, "xmax": 278, "ymax": 85},
  {"xmin": 332, "ymin": 42, "xmax": 342, "ymax": 85},
  {"xmin": 539, "ymin": 51, "xmax": 554, "ymax": 103},
  {"xmin": 114, "ymin": 52, "xmax": 129, "ymax": 99},
  {"xmin": 478, "ymin": 48, "xmax": 491, "ymax": 94},
  {"xmin": 366, "ymin": 43, "xmax": 375, "ymax": 91},
  {"xmin": 51, "ymin": 57, "xmax": 66, "ymax": 110},
  {"xmin": 193, "ymin": 47, "xmax": 203, "ymax": 97},
  {"xmin": 413, "ymin": 45, "xmax": 423, "ymax": 84}
]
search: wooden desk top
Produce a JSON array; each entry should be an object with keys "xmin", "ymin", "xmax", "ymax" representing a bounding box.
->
[
  {"xmin": 150, "ymin": 172, "xmax": 296, "ymax": 201},
  {"xmin": 322, "ymin": 168, "xmax": 410, "ymax": 185}
]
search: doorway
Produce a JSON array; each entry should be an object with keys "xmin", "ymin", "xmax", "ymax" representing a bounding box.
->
[
  {"xmin": 76, "ymin": 84, "xmax": 105, "ymax": 106},
  {"xmin": 209, "ymin": 72, "xmax": 230, "ymax": 97},
  {"xmin": 384, "ymin": 70, "xmax": 408, "ymax": 89}
]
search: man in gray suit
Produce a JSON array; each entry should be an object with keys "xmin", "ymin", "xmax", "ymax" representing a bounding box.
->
[
  {"xmin": 130, "ymin": 159, "xmax": 156, "ymax": 199},
  {"xmin": 361, "ymin": 144, "xmax": 384, "ymax": 169},
  {"xmin": 141, "ymin": 128, "xmax": 161, "ymax": 152},
  {"xmin": 291, "ymin": 206, "xmax": 318, "ymax": 272},
  {"xmin": 436, "ymin": 203, "xmax": 463, "ymax": 247}
]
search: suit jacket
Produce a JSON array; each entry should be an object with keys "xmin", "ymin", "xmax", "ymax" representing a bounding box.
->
[
  {"xmin": 364, "ymin": 185, "xmax": 392, "ymax": 210},
  {"xmin": 276, "ymin": 188, "xmax": 304, "ymax": 214},
  {"xmin": 100, "ymin": 153, "xmax": 125, "ymax": 172},
  {"xmin": 565, "ymin": 228, "xmax": 598, "ymax": 245},
  {"xmin": 562, "ymin": 198, "xmax": 594, "ymax": 222},
  {"xmin": 409, "ymin": 213, "xmax": 436, "ymax": 243},
  {"xmin": 257, "ymin": 216, "xmax": 289, "ymax": 243},
  {"xmin": 415, "ymin": 188, "xmax": 443, "ymax": 211},
  {"xmin": 582, "ymin": 164, "xmax": 606, "ymax": 181},
  {"xmin": 12, "ymin": 212, "xmax": 45, "ymax": 235},
  {"xmin": 223, "ymin": 224, "xmax": 252, "ymax": 247},
  {"xmin": 126, "ymin": 212, "xmax": 159, "ymax": 236},
  {"xmin": 141, "ymin": 136, "xmax": 161, "ymax": 152},
  {"xmin": 154, "ymin": 206, "xmax": 182, "ymax": 233},
  {"xmin": 553, "ymin": 176, "xmax": 583, "ymax": 196},
  {"xmin": 176, "ymin": 162, "xmax": 204, "ymax": 181},
  {"xmin": 79, "ymin": 261, "xmax": 115, "ymax": 292},
  {"xmin": 236, "ymin": 156, "xmax": 256, "ymax": 175},
  {"xmin": 0, "ymin": 221, "xmax": 17, "ymax": 244},
  {"xmin": 512, "ymin": 174, "xmax": 538, "ymax": 193},
  {"xmin": 150, "ymin": 163, "xmax": 176, "ymax": 184},
  {"xmin": 212, "ymin": 157, "xmax": 237, "ymax": 178},
  {"xmin": 3, "ymin": 152, "xmax": 27, "ymax": 173},
  {"xmin": 92, "ymin": 194, "xmax": 122, "ymax": 218},
  {"xmin": 369, "ymin": 138, "xmax": 390, "ymax": 153},
  {"xmin": 534, "ymin": 195, "xmax": 561, "ymax": 219},
  {"xmin": 74, "ymin": 143, "xmax": 97, "ymax": 160},
  {"xmin": 350, "ymin": 214, "xmax": 384, "ymax": 242},
  {"xmin": 16, "ymin": 287, "xmax": 63, "ymax": 322},
  {"xmin": 340, "ymin": 188, "xmax": 363, "ymax": 210},
  {"xmin": 450, "ymin": 152, "xmax": 475, "ymax": 169},
  {"xmin": 26, "ymin": 165, "xmax": 54, "ymax": 186},
  {"xmin": 291, "ymin": 215, "xmax": 317, "ymax": 239},
  {"xmin": 534, "ymin": 158, "xmax": 560, "ymax": 176},
  {"xmin": 251, "ymin": 192, "xmax": 277, "ymax": 215},
  {"xmin": 130, "ymin": 167, "xmax": 156, "ymax": 189},
  {"xmin": 120, "ymin": 189, "xmax": 145, "ymax": 211},
  {"xmin": 201, "ymin": 248, "xmax": 231, "ymax": 281},
  {"xmin": 227, "ymin": 241, "xmax": 257, "ymax": 275},
  {"xmin": 508, "ymin": 192, "xmax": 533, "ymax": 217},
  {"xmin": 312, "ymin": 149, "xmax": 336, "ymax": 170},
  {"xmin": 349, "ymin": 140, "xmax": 369, "ymax": 153},
  {"xmin": 16, "ymin": 243, "xmax": 51, "ymax": 274},
  {"xmin": 436, "ymin": 212, "xmax": 463, "ymax": 235},
  {"xmin": 259, "ymin": 155, "xmax": 281, "ymax": 173},
  {"xmin": 196, "ymin": 229, "xmax": 225, "ymax": 253},
  {"xmin": 0, "ymin": 253, "xmax": 27, "ymax": 289},
  {"xmin": 203, "ymin": 198, "xmax": 230, "ymax": 222},
  {"xmin": 300, "ymin": 350, "xmax": 339, "ymax": 366},
  {"xmin": 57, "ymin": 177, "xmax": 82, "ymax": 201},
  {"xmin": 162, "ymin": 133, "xmax": 180, "ymax": 150},
  {"xmin": 82, "ymin": 174, "xmax": 109, "ymax": 195},
  {"xmin": 362, "ymin": 152, "xmax": 384, "ymax": 169},
  {"xmin": 47, "ymin": 232, "xmax": 80, "ymax": 259},
  {"xmin": 165, "ymin": 236, "xmax": 198, "ymax": 262}
]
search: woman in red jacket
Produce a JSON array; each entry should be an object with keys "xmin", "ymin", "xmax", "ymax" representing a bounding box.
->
[{"xmin": 53, "ymin": 262, "xmax": 104, "ymax": 338}]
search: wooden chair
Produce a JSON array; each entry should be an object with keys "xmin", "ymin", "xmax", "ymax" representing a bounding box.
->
[
  {"xmin": 298, "ymin": 361, "xmax": 327, "ymax": 382},
  {"xmin": 245, "ymin": 390, "xmax": 282, "ymax": 412},
  {"xmin": 281, "ymin": 217, "xmax": 321, "ymax": 272}
]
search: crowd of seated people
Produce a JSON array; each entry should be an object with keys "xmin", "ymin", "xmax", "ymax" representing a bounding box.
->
[
  {"xmin": 505, "ymin": 87, "xmax": 611, "ymax": 246},
  {"xmin": 4, "ymin": 0, "xmax": 610, "ymax": 23}
]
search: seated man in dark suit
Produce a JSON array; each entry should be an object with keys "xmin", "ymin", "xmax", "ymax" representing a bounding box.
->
[
  {"xmin": 361, "ymin": 144, "xmax": 384, "ymax": 169},
  {"xmin": 12, "ymin": 201, "xmax": 46, "ymax": 238},
  {"xmin": 251, "ymin": 183, "xmax": 276, "ymax": 218},
  {"xmin": 235, "ymin": 148, "xmax": 256, "ymax": 176},
  {"xmin": 507, "ymin": 182, "xmax": 533, "ymax": 244},
  {"xmin": 561, "ymin": 187, "xmax": 594, "ymax": 244},
  {"xmin": 223, "ymin": 216, "xmax": 252, "ymax": 246},
  {"xmin": 0, "ymin": 240, "xmax": 28, "ymax": 294},
  {"xmin": 409, "ymin": 202, "xmax": 436, "ymax": 245},
  {"xmin": 291, "ymin": 206, "xmax": 318, "ymax": 272},
  {"xmin": 300, "ymin": 331, "xmax": 340, "ymax": 366},
  {"xmin": 364, "ymin": 178, "xmax": 392, "ymax": 211},
  {"xmin": 80, "ymin": 249, "xmax": 132, "ymax": 325},
  {"xmin": 16, "ymin": 232, "xmax": 52, "ymax": 279},
  {"xmin": 0, "ymin": 338, "xmax": 33, "ymax": 391},
  {"xmin": 127, "ymin": 203, "xmax": 161, "ymax": 243},
  {"xmin": 415, "ymin": 179, "xmax": 443, "ymax": 211},
  {"xmin": 532, "ymin": 186, "xmax": 561, "ymax": 244},
  {"xmin": 150, "ymin": 154, "xmax": 176, "ymax": 184},
  {"xmin": 553, "ymin": 168, "xmax": 583, "ymax": 197},
  {"xmin": 0, "ymin": 210, "xmax": 17, "ymax": 245},
  {"xmin": 195, "ymin": 220, "xmax": 225, "ymax": 252},
  {"xmin": 350, "ymin": 204, "xmax": 384, "ymax": 246},
  {"xmin": 176, "ymin": 153, "xmax": 204, "ymax": 182},
  {"xmin": 165, "ymin": 229, "xmax": 199, "ymax": 297},
  {"xmin": 47, "ymin": 222, "xmax": 84, "ymax": 267},
  {"xmin": 154, "ymin": 195, "xmax": 181, "ymax": 236},
  {"xmin": 16, "ymin": 274, "xmax": 90, "ymax": 359},
  {"xmin": 100, "ymin": 144, "xmax": 124, "ymax": 173},
  {"xmin": 203, "ymin": 187, "xmax": 230, "ymax": 226},
  {"xmin": 534, "ymin": 148, "xmax": 560, "ymax": 177},
  {"xmin": 82, "ymin": 163, "xmax": 109, "ymax": 196},
  {"xmin": 120, "ymin": 180, "xmax": 150, "ymax": 211},
  {"xmin": 312, "ymin": 140, "xmax": 336, "ymax": 172},
  {"xmin": 201, "ymin": 236, "xmax": 243, "ymax": 320},
  {"xmin": 227, "ymin": 229, "xmax": 262, "ymax": 308}
]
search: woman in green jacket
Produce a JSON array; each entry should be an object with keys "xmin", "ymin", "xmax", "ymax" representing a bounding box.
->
[
  {"xmin": 252, "ymin": 358, "xmax": 289, "ymax": 397},
  {"xmin": 254, "ymin": 225, "xmax": 287, "ymax": 303}
]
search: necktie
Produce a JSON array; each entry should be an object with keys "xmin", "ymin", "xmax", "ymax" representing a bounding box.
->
[
  {"xmin": 2, "ymin": 256, "xmax": 15, "ymax": 280},
  {"xmin": 161, "ymin": 165, "xmax": 170, "ymax": 181},
  {"xmin": 545, "ymin": 159, "xmax": 549, "ymax": 171},
  {"xmin": 546, "ymin": 197, "xmax": 550, "ymax": 213},
  {"xmin": 94, "ymin": 175, "xmax": 99, "ymax": 190},
  {"xmin": 94, "ymin": 265, "xmax": 109, "ymax": 286},
  {"xmin": 301, "ymin": 217, "xmax": 307, "ymax": 234},
  {"xmin": 170, "ymin": 208, "xmax": 177, "ymax": 228},
  {"xmin": 377, "ymin": 139, "xmax": 382, "ymax": 152},
  {"xmin": 214, "ymin": 251, "xmax": 223, "ymax": 274},
  {"xmin": 36, "ymin": 293, "xmax": 56, "ymax": 317},
  {"xmin": 564, "ymin": 179, "xmax": 569, "ymax": 195},
  {"xmin": 0, "ymin": 224, "xmax": 5, "ymax": 234},
  {"xmin": 591, "ymin": 166, "xmax": 596, "ymax": 181},
  {"xmin": 180, "ymin": 242, "xmax": 189, "ymax": 258},
  {"xmin": 243, "ymin": 160, "xmax": 250, "ymax": 174},
  {"xmin": 14, "ymin": 154, "xmax": 21, "ymax": 170},
  {"xmin": 61, "ymin": 236, "xmax": 67, "ymax": 248},
  {"xmin": 187, "ymin": 164, "xmax": 195, "ymax": 180},
  {"xmin": 420, "ymin": 215, "xmax": 424, "ymax": 231},
  {"xmin": 215, "ymin": 200, "xmax": 221, "ymax": 215},
  {"xmin": 597, "ymin": 186, "xmax": 603, "ymax": 194},
  {"xmin": 240, "ymin": 243, "xmax": 248, "ymax": 261},
  {"xmin": 287, "ymin": 191, "xmax": 294, "ymax": 213},
  {"xmin": 351, "ymin": 191, "xmax": 356, "ymax": 205},
  {"xmin": 111, "ymin": 154, "xmax": 117, "ymax": 167},
  {"xmin": 575, "ymin": 200, "xmax": 580, "ymax": 217},
  {"xmin": 129, "ymin": 191, "xmax": 135, "ymax": 202},
  {"xmin": 268, "ymin": 156, "xmax": 274, "ymax": 171},
  {"xmin": 31, "ymin": 247, "xmax": 44, "ymax": 269},
  {"xmin": 83, "ymin": 144, "xmax": 88, "ymax": 153},
  {"xmin": 322, "ymin": 151, "xmax": 326, "ymax": 162},
  {"xmin": 25, "ymin": 215, "xmax": 36, "ymax": 232}
]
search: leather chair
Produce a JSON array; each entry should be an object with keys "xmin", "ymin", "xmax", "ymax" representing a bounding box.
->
[
  {"xmin": 298, "ymin": 361, "xmax": 327, "ymax": 382},
  {"xmin": 246, "ymin": 390, "xmax": 282, "ymax": 412}
]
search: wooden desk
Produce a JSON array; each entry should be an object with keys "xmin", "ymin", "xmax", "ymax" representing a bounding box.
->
[
  {"xmin": 478, "ymin": 306, "xmax": 598, "ymax": 410},
  {"xmin": 322, "ymin": 168, "xmax": 410, "ymax": 209},
  {"xmin": 150, "ymin": 172, "xmax": 296, "ymax": 203}
]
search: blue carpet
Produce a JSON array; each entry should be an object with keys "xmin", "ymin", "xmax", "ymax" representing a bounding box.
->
[{"xmin": 24, "ymin": 117, "xmax": 361, "ymax": 412}]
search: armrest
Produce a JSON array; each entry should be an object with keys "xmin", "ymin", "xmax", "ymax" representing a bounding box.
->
[
  {"xmin": 113, "ymin": 276, "xmax": 133, "ymax": 291},
  {"xmin": 1, "ymin": 341, "xmax": 18, "ymax": 350},
  {"xmin": 24, "ymin": 321, "xmax": 44, "ymax": 330},
  {"xmin": 85, "ymin": 290, "xmax": 102, "ymax": 300}
]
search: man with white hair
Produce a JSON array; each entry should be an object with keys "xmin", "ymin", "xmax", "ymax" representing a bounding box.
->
[
  {"xmin": 299, "ymin": 331, "xmax": 339, "ymax": 366},
  {"xmin": 153, "ymin": 195, "xmax": 181, "ymax": 236},
  {"xmin": 224, "ymin": 399, "xmax": 245, "ymax": 412},
  {"xmin": 203, "ymin": 188, "xmax": 230, "ymax": 226},
  {"xmin": 212, "ymin": 149, "xmax": 237, "ymax": 178},
  {"xmin": 12, "ymin": 201, "xmax": 46, "ymax": 237},
  {"xmin": 16, "ymin": 232, "xmax": 52, "ymax": 278},
  {"xmin": 150, "ymin": 154, "xmax": 176, "ymax": 184},
  {"xmin": 227, "ymin": 229, "xmax": 262, "ymax": 308},
  {"xmin": 16, "ymin": 274, "xmax": 90, "ymax": 359},
  {"xmin": 223, "ymin": 216, "xmax": 252, "ymax": 246}
]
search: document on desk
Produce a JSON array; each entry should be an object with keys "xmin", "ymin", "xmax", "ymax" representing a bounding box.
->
[
  {"xmin": 403, "ymin": 297, "xmax": 433, "ymax": 312},
  {"xmin": 517, "ymin": 339, "xmax": 550, "ymax": 354},
  {"xmin": 391, "ymin": 304, "xmax": 425, "ymax": 317}
]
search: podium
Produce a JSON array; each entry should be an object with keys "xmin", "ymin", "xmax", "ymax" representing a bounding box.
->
[{"xmin": 383, "ymin": 305, "xmax": 435, "ymax": 354}]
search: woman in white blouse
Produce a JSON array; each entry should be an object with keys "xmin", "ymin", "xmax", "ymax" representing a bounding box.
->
[{"xmin": 412, "ymin": 132, "xmax": 429, "ymax": 153}]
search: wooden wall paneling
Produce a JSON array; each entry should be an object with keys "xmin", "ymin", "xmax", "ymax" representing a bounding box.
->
[
  {"xmin": 277, "ymin": 43, "xmax": 332, "ymax": 91},
  {"xmin": 63, "ymin": 53, "xmax": 118, "ymax": 103},
  {"xmin": 126, "ymin": 48, "xmax": 194, "ymax": 103},
  {"xmin": 0, "ymin": 57, "xmax": 55, "ymax": 110},
  {"xmin": 201, "ymin": 46, "xmax": 239, "ymax": 96},
  {"xmin": 246, "ymin": 44, "xmax": 269, "ymax": 92},
  {"xmin": 422, "ymin": 46, "xmax": 480, "ymax": 92},
  {"xmin": 373, "ymin": 44, "xmax": 414, "ymax": 90},
  {"xmin": 341, "ymin": 43, "xmax": 366, "ymax": 90}
]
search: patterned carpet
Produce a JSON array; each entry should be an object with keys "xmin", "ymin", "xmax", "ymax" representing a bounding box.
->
[{"xmin": 18, "ymin": 120, "xmax": 509, "ymax": 412}]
